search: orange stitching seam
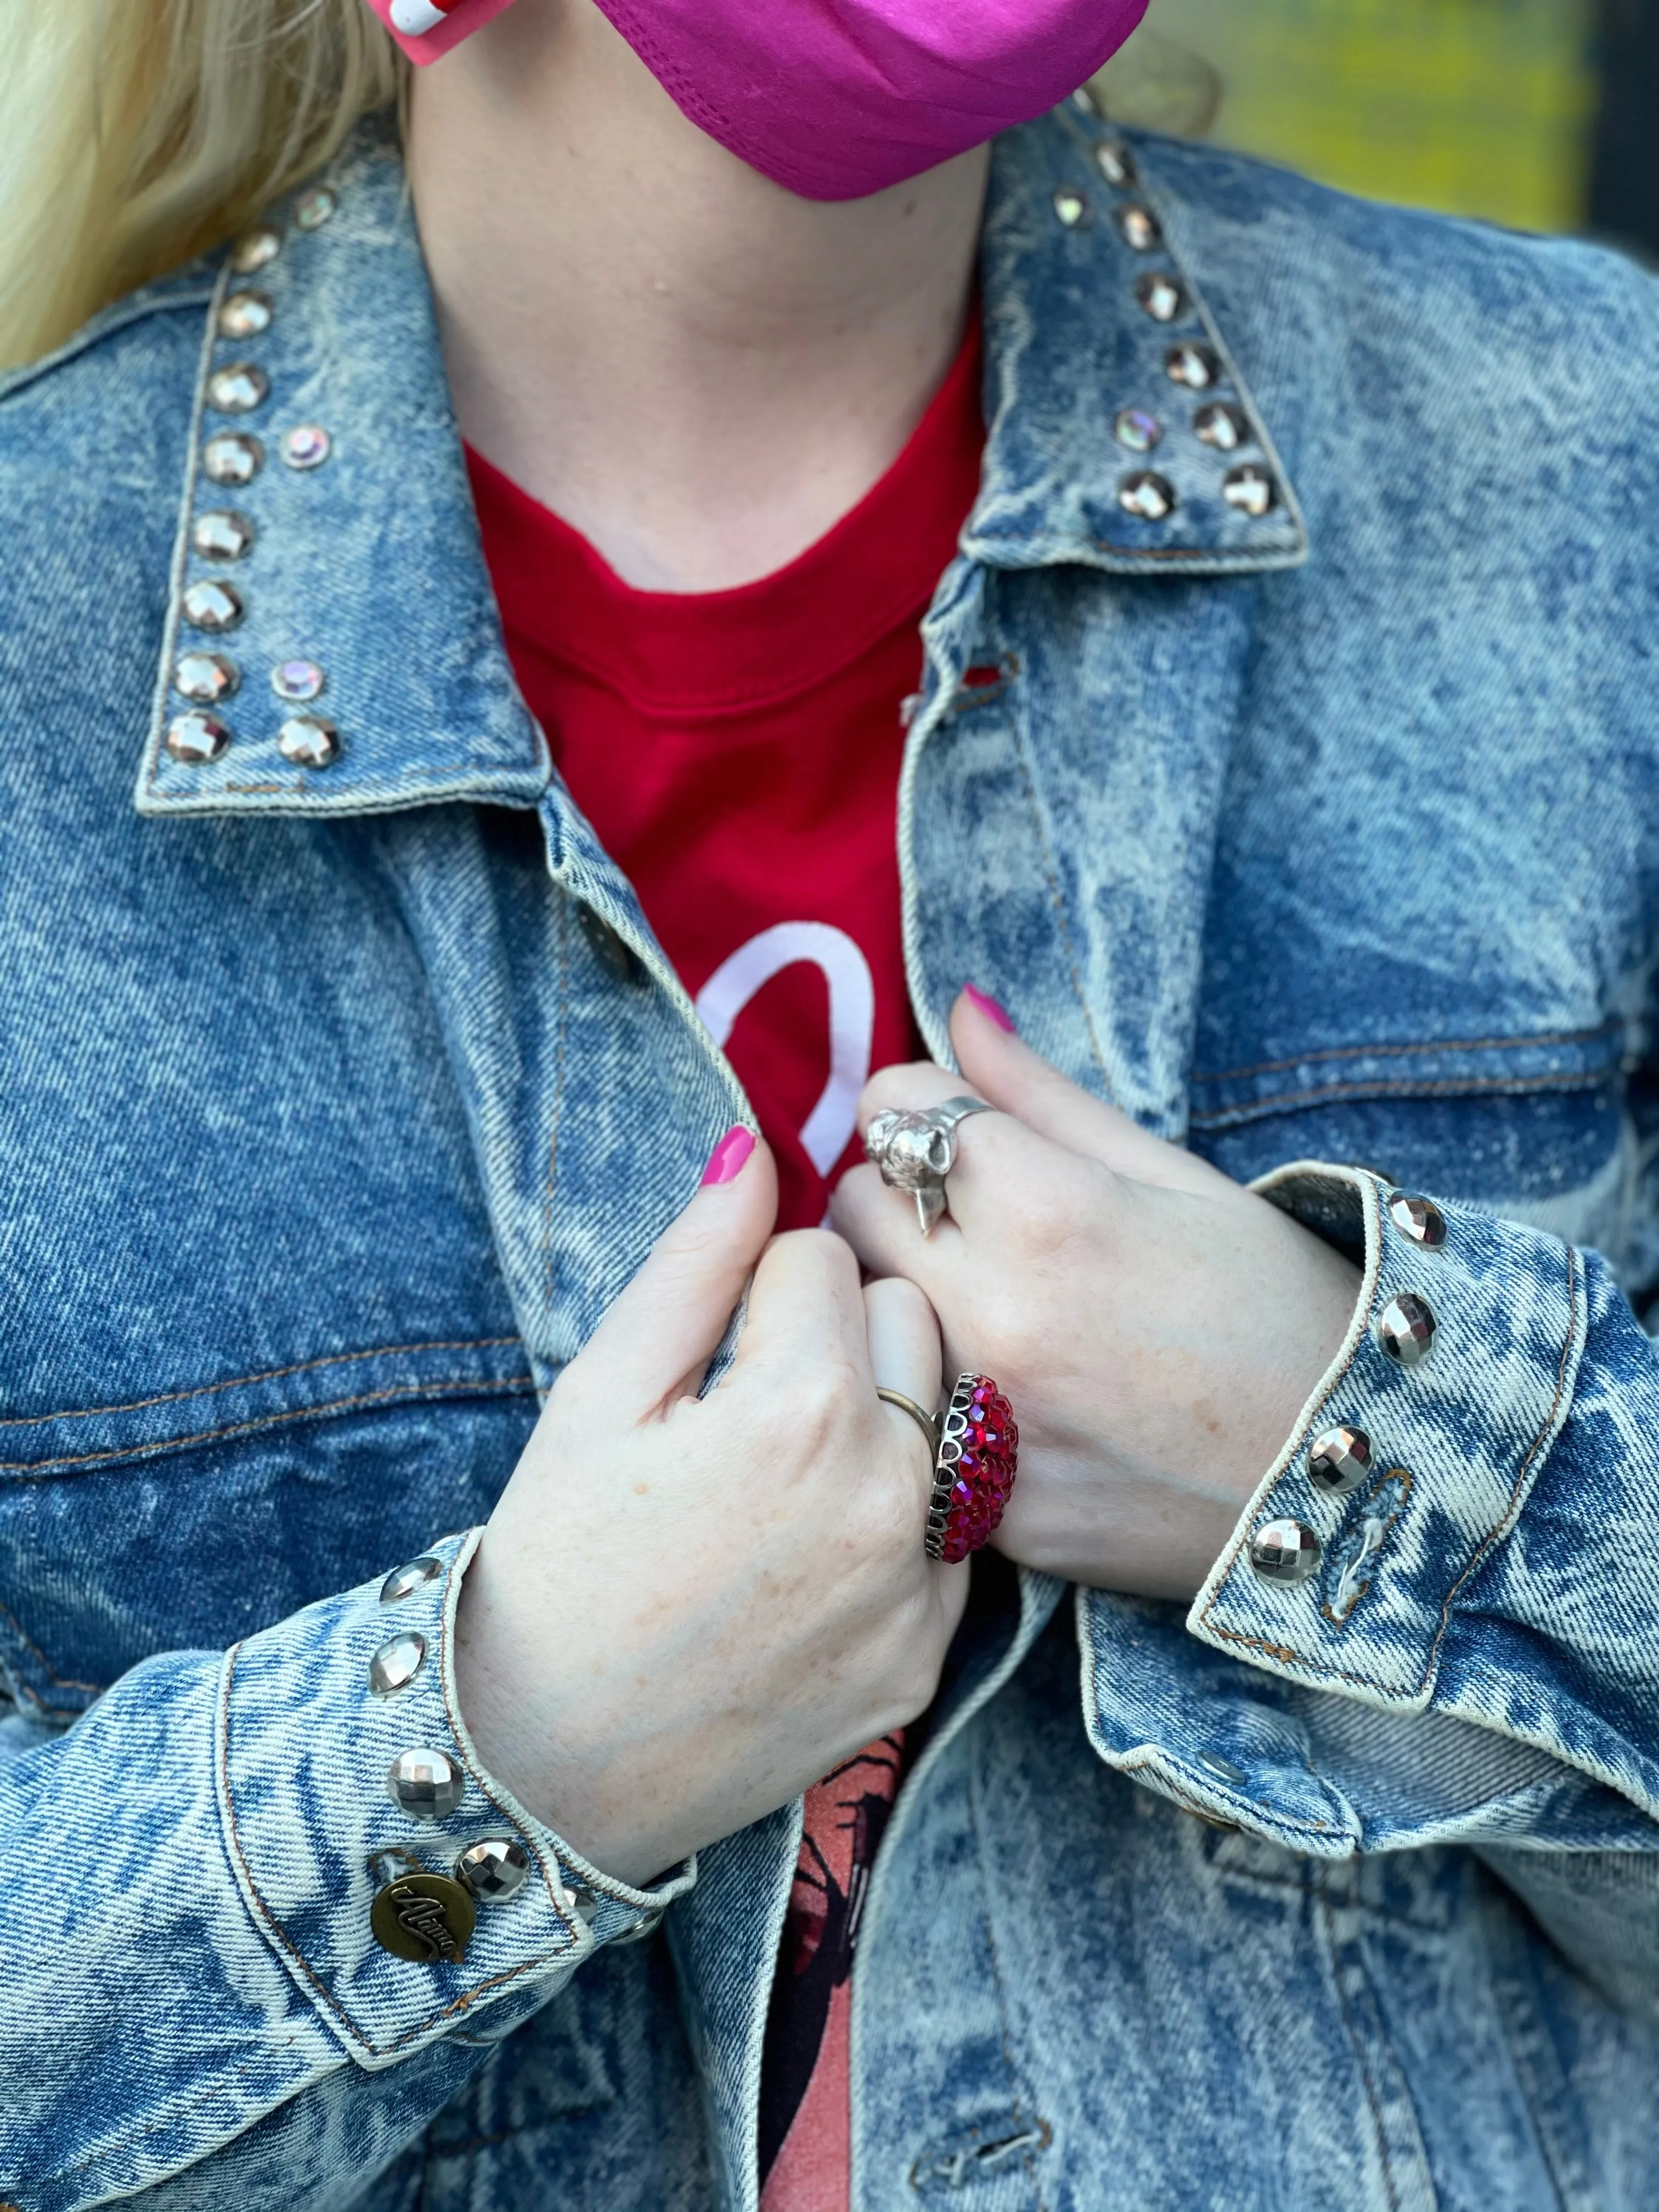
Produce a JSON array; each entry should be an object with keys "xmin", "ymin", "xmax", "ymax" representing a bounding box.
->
[
  {"xmin": 1190, "ymin": 1019, "xmax": 1620, "ymax": 1086},
  {"xmin": 0, "ymin": 1336, "xmax": 525, "ymax": 1430},
  {"xmin": 1188, "ymin": 1066, "xmax": 1609, "ymax": 1130},
  {"xmin": 1, "ymin": 1374, "xmax": 535, "ymax": 1477}
]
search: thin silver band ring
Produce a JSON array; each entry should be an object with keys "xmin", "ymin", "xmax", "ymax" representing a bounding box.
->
[{"xmin": 876, "ymin": 1387, "xmax": 940, "ymax": 1460}]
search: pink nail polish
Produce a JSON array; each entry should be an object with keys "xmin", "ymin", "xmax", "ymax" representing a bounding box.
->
[
  {"xmin": 700, "ymin": 1126, "xmax": 755, "ymax": 1186},
  {"xmin": 963, "ymin": 983, "xmax": 1017, "ymax": 1033}
]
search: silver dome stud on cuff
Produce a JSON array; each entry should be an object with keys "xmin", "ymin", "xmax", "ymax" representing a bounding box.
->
[
  {"xmin": 1093, "ymin": 140, "xmax": 1136, "ymax": 188},
  {"xmin": 455, "ymin": 1837, "xmax": 532, "ymax": 1904},
  {"xmin": 173, "ymin": 652, "xmax": 240, "ymax": 705},
  {"xmin": 1135, "ymin": 272, "xmax": 1187, "ymax": 324},
  {"xmin": 202, "ymin": 433, "xmax": 264, "ymax": 487},
  {"xmin": 380, "ymin": 1555, "xmax": 442, "ymax": 1604},
  {"xmin": 1194, "ymin": 401, "xmax": 1248, "ymax": 451},
  {"xmin": 191, "ymin": 509, "xmax": 257, "ymax": 562},
  {"xmin": 230, "ymin": 226, "xmax": 283, "ymax": 274},
  {"xmin": 1378, "ymin": 1293, "xmax": 1437, "ymax": 1367},
  {"xmin": 1118, "ymin": 471, "xmax": 1177, "ymax": 521},
  {"xmin": 1222, "ymin": 463, "xmax": 1279, "ymax": 517},
  {"xmin": 206, "ymin": 363, "xmax": 270, "ymax": 416},
  {"xmin": 280, "ymin": 424, "xmax": 332, "ymax": 471},
  {"xmin": 277, "ymin": 714, "xmax": 340, "ymax": 768},
  {"xmin": 1387, "ymin": 1193, "xmax": 1447, "ymax": 1248},
  {"xmin": 295, "ymin": 186, "xmax": 337, "ymax": 231},
  {"xmin": 387, "ymin": 1747, "xmax": 466, "ymax": 1822},
  {"xmin": 217, "ymin": 290, "xmax": 273, "ymax": 340},
  {"xmin": 1307, "ymin": 1425, "xmax": 1373, "ymax": 1497},
  {"xmin": 369, "ymin": 1630, "xmax": 427, "ymax": 1697},
  {"xmin": 165, "ymin": 711, "xmax": 232, "ymax": 765},
  {"xmin": 1113, "ymin": 407, "xmax": 1161, "ymax": 453},
  {"xmin": 1114, "ymin": 204, "xmax": 1161, "ymax": 250},
  {"xmin": 272, "ymin": 658, "xmax": 326, "ymax": 703},
  {"xmin": 181, "ymin": 579, "xmax": 245, "ymax": 634},
  {"xmin": 1052, "ymin": 185, "xmax": 1090, "ymax": 229},
  {"xmin": 1165, "ymin": 342, "xmax": 1220, "ymax": 390},
  {"xmin": 1249, "ymin": 1519, "xmax": 1322, "ymax": 1585}
]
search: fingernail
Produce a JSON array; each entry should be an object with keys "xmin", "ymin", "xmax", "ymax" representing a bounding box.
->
[
  {"xmin": 700, "ymin": 1126, "xmax": 755, "ymax": 1186},
  {"xmin": 963, "ymin": 983, "xmax": 1017, "ymax": 1033}
]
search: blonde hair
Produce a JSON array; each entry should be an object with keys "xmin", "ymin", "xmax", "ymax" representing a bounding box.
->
[{"xmin": 0, "ymin": 0, "xmax": 404, "ymax": 369}]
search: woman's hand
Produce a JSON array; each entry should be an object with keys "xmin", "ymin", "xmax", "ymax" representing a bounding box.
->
[
  {"xmin": 829, "ymin": 992, "xmax": 1363, "ymax": 1601},
  {"xmin": 456, "ymin": 1131, "xmax": 963, "ymax": 1889}
]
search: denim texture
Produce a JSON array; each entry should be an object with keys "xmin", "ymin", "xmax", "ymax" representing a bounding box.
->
[{"xmin": 2, "ymin": 102, "xmax": 1659, "ymax": 2210}]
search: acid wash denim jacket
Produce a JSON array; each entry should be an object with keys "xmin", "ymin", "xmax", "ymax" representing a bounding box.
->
[{"xmin": 3, "ymin": 99, "xmax": 1659, "ymax": 2212}]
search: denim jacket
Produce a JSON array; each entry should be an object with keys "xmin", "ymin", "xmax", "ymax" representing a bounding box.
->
[{"xmin": 3, "ymin": 103, "xmax": 1659, "ymax": 2212}]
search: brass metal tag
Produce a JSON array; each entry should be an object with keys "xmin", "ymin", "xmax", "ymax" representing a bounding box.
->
[{"xmin": 370, "ymin": 1873, "xmax": 477, "ymax": 1964}]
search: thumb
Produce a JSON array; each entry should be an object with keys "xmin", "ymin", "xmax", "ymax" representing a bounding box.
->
[{"xmin": 577, "ymin": 1126, "xmax": 779, "ymax": 1414}]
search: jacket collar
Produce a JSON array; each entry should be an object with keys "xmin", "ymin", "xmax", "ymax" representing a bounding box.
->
[{"xmin": 135, "ymin": 107, "xmax": 1304, "ymax": 820}]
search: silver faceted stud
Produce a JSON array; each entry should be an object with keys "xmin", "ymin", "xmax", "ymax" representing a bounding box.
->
[
  {"xmin": 174, "ymin": 651, "xmax": 239, "ymax": 704},
  {"xmin": 1388, "ymin": 1193, "xmax": 1448, "ymax": 1249},
  {"xmin": 455, "ymin": 1836, "xmax": 532, "ymax": 1904},
  {"xmin": 1114, "ymin": 204, "xmax": 1161, "ymax": 251},
  {"xmin": 181, "ymin": 579, "xmax": 245, "ymax": 634},
  {"xmin": 280, "ymin": 424, "xmax": 332, "ymax": 471},
  {"xmin": 1166, "ymin": 342, "xmax": 1220, "ymax": 391},
  {"xmin": 165, "ymin": 710, "xmax": 232, "ymax": 764},
  {"xmin": 381, "ymin": 1555, "xmax": 442, "ymax": 1604},
  {"xmin": 1052, "ymin": 186, "xmax": 1090, "ymax": 230},
  {"xmin": 1307, "ymin": 1424, "xmax": 1373, "ymax": 1497},
  {"xmin": 272, "ymin": 658, "xmax": 326, "ymax": 703},
  {"xmin": 369, "ymin": 1630, "xmax": 427, "ymax": 1697},
  {"xmin": 218, "ymin": 290, "xmax": 273, "ymax": 340},
  {"xmin": 206, "ymin": 363, "xmax": 269, "ymax": 415},
  {"xmin": 1223, "ymin": 463, "xmax": 1279, "ymax": 518},
  {"xmin": 387, "ymin": 1747, "xmax": 466, "ymax": 1822},
  {"xmin": 1378, "ymin": 1294, "xmax": 1436, "ymax": 1367},
  {"xmin": 230, "ymin": 226, "xmax": 283, "ymax": 274},
  {"xmin": 1135, "ymin": 272, "xmax": 1187, "ymax": 324},
  {"xmin": 1198, "ymin": 1750, "xmax": 1245, "ymax": 1785},
  {"xmin": 1249, "ymin": 1519, "xmax": 1322, "ymax": 1585},
  {"xmin": 191, "ymin": 509, "xmax": 257, "ymax": 562},
  {"xmin": 276, "ymin": 714, "xmax": 340, "ymax": 768},
  {"xmin": 568, "ymin": 1885, "xmax": 599, "ymax": 1925},
  {"xmin": 202, "ymin": 432, "xmax": 264, "ymax": 487},
  {"xmin": 295, "ymin": 185, "xmax": 337, "ymax": 231},
  {"xmin": 1093, "ymin": 139, "xmax": 1137, "ymax": 188},
  {"xmin": 1118, "ymin": 470, "xmax": 1177, "ymax": 522},
  {"xmin": 1194, "ymin": 400, "xmax": 1249, "ymax": 452},
  {"xmin": 368, "ymin": 1846, "xmax": 426, "ymax": 1887}
]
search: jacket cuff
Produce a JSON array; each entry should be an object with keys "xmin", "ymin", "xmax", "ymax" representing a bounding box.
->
[
  {"xmin": 1187, "ymin": 1161, "xmax": 1587, "ymax": 1708},
  {"xmin": 217, "ymin": 1526, "xmax": 695, "ymax": 2068}
]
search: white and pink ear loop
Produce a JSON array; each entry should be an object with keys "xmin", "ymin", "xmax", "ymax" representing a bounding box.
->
[{"xmin": 390, "ymin": 0, "xmax": 462, "ymax": 33}]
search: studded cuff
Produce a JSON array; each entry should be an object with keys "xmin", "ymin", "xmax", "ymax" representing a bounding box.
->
[
  {"xmin": 217, "ymin": 1526, "xmax": 694, "ymax": 2068},
  {"xmin": 1187, "ymin": 1162, "xmax": 1587, "ymax": 1706}
]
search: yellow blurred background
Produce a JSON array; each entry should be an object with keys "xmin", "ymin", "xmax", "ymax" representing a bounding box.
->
[{"xmin": 1097, "ymin": 0, "xmax": 1652, "ymax": 244}]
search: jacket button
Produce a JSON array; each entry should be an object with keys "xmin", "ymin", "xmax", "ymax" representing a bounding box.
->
[
  {"xmin": 1377, "ymin": 1293, "xmax": 1437, "ymax": 1367},
  {"xmin": 455, "ymin": 1837, "xmax": 532, "ymax": 1904},
  {"xmin": 1387, "ymin": 1193, "xmax": 1448, "ymax": 1248},
  {"xmin": 173, "ymin": 652, "xmax": 240, "ymax": 705},
  {"xmin": 580, "ymin": 906, "xmax": 642, "ymax": 981},
  {"xmin": 387, "ymin": 1747, "xmax": 466, "ymax": 1821},
  {"xmin": 165, "ymin": 710, "xmax": 232, "ymax": 765},
  {"xmin": 368, "ymin": 1630, "xmax": 427, "ymax": 1697},
  {"xmin": 1307, "ymin": 1424, "xmax": 1372, "ymax": 1496},
  {"xmin": 380, "ymin": 1555, "xmax": 442, "ymax": 1604},
  {"xmin": 370, "ymin": 1871, "xmax": 476, "ymax": 1963},
  {"xmin": 1249, "ymin": 1519, "xmax": 1322, "ymax": 1585}
]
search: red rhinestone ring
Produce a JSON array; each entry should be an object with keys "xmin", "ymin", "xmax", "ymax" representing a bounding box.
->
[{"xmin": 926, "ymin": 1374, "xmax": 1019, "ymax": 1564}]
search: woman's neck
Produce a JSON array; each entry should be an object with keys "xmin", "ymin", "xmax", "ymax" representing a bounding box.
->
[{"xmin": 406, "ymin": 0, "xmax": 987, "ymax": 591}]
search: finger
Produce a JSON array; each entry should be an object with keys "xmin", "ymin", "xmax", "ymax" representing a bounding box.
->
[
  {"xmin": 851, "ymin": 1062, "xmax": 1080, "ymax": 1243},
  {"xmin": 950, "ymin": 987, "xmax": 1230, "ymax": 1197},
  {"xmin": 578, "ymin": 1126, "xmax": 778, "ymax": 1413},
  {"xmin": 864, "ymin": 1274, "xmax": 944, "ymax": 1497},
  {"xmin": 831, "ymin": 1159, "xmax": 959, "ymax": 1289},
  {"xmin": 736, "ymin": 1225, "xmax": 870, "ymax": 1380}
]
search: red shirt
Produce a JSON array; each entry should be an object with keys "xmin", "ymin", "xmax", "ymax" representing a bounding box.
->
[
  {"xmin": 466, "ymin": 311, "xmax": 984, "ymax": 1229},
  {"xmin": 469, "ymin": 309, "xmax": 984, "ymax": 2210}
]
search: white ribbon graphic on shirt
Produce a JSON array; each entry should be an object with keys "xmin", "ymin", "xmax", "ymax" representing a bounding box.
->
[{"xmin": 695, "ymin": 922, "xmax": 876, "ymax": 1177}]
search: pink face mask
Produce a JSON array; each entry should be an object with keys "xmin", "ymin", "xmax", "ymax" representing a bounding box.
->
[{"xmin": 370, "ymin": 0, "xmax": 1148, "ymax": 201}]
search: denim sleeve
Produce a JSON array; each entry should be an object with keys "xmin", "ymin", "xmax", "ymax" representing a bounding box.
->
[
  {"xmin": 0, "ymin": 1526, "xmax": 692, "ymax": 2212},
  {"xmin": 1076, "ymin": 1164, "xmax": 1659, "ymax": 1873}
]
